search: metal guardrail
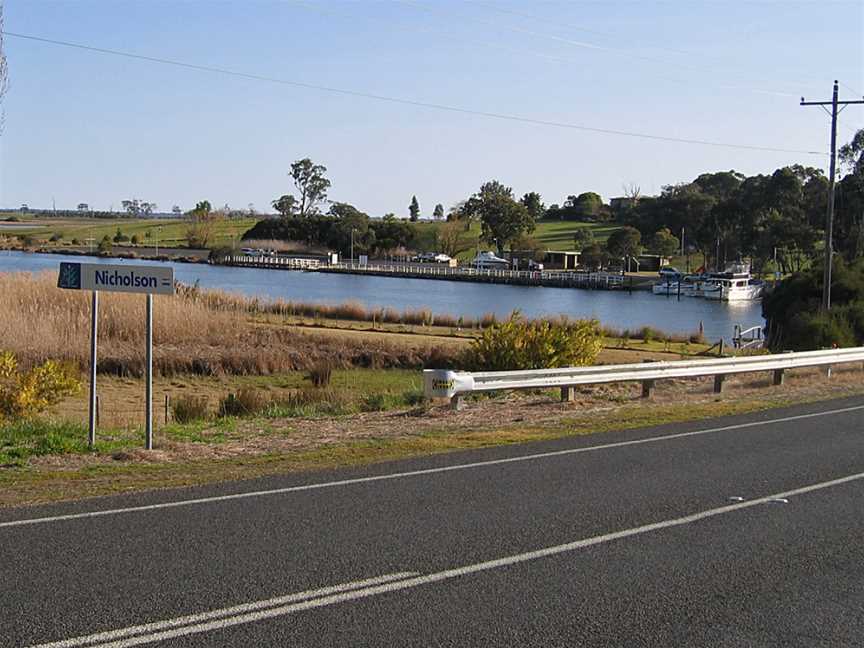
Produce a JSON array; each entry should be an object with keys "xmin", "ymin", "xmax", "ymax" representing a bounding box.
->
[{"xmin": 424, "ymin": 347, "xmax": 864, "ymax": 408}]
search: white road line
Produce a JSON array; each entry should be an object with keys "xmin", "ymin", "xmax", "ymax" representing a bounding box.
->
[
  {"xmin": 33, "ymin": 470, "xmax": 864, "ymax": 648},
  {"xmin": 28, "ymin": 572, "xmax": 419, "ymax": 648},
  {"xmin": 3, "ymin": 403, "xmax": 863, "ymax": 530}
]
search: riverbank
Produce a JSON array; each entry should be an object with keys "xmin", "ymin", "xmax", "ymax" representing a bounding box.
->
[{"xmin": 0, "ymin": 249, "xmax": 765, "ymax": 341}]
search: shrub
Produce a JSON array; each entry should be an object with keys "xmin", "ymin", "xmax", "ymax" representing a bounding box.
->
[
  {"xmin": 307, "ymin": 361, "xmax": 332, "ymax": 388},
  {"xmin": 130, "ymin": 234, "xmax": 141, "ymax": 245},
  {"xmin": 269, "ymin": 388, "xmax": 351, "ymax": 417},
  {"xmin": 71, "ymin": 238, "xmax": 81, "ymax": 245},
  {"xmin": 98, "ymin": 235, "xmax": 112, "ymax": 253},
  {"xmin": 172, "ymin": 395, "xmax": 210, "ymax": 423},
  {"xmin": 218, "ymin": 388, "xmax": 271, "ymax": 417},
  {"xmin": 461, "ymin": 313, "xmax": 603, "ymax": 371},
  {"xmin": 0, "ymin": 351, "xmax": 81, "ymax": 421},
  {"xmin": 50, "ymin": 232, "xmax": 62, "ymax": 242}
]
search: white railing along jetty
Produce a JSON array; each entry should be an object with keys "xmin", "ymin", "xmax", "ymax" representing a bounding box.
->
[{"xmin": 424, "ymin": 347, "xmax": 864, "ymax": 409}]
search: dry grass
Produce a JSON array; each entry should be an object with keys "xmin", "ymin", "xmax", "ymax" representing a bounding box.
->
[{"xmin": 0, "ymin": 273, "xmax": 459, "ymax": 376}]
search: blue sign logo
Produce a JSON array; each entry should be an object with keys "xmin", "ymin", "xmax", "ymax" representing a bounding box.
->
[{"xmin": 57, "ymin": 262, "xmax": 82, "ymax": 290}]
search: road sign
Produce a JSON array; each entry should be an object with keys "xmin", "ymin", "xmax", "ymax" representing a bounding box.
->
[
  {"xmin": 58, "ymin": 261, "xmax": 174, "ymax": 451},
  {"xmin": 58, "ymin": 262, "xmax": 174, "ymax": 295}
]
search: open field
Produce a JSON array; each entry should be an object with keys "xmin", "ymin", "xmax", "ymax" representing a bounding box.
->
[
  {"xmin": 533, "ymin": 220, "xmax": 619, "ymax": 251},
  {"xmin": 0, "ymin": 215, "xmax": 260, "ymax": 249}
]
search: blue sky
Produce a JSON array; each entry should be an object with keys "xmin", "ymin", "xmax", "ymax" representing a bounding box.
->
[{"xmin": 1, "ymin": 0, "xmax": 862, "ymax": 216}]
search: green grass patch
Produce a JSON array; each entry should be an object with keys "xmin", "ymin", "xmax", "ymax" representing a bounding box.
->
[{"xmin": 0, "ymin": 419, "xmax": 91, "ymax": 466}]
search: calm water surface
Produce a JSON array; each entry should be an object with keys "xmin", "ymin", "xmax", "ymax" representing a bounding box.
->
[{"xmin": 0, "ymin": 250, "xmax": 763, "ymax": 341}]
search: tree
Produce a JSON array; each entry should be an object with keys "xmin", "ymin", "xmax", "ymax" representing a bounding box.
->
[
  {"xmin": 172, "ymin": 205, "xmax": 182, "ymax": 216},
  {"xmin": 186, "ymin": 200, "xmax": 218, "ymax": 248},
  {"xmin": 520, "ymin": 192, "xmax": 546, "ymax": 221},
  {"xmin": 606, "ymin": 226, "xmax": 642, "ymax": 261},
  {"xmin": 565, "ymin": 192, "xmax": 604, "ymax": 221},
  {"xmin": 121, "ymin": 200, "xmax": 141, "ymax": 217},
  {"xmin": 580, "ymin": 244, "xmax": 609, "ymax": 271},
  {"xmin": 837, "ymin": 128, "xmax": 864, "ymax": 261},
  {"xmin": 572, "ymin": 228, "xmax": 595, "ymax": 251},
  {"xmin": 435, "ymin": 220, "xmax": 469, "ymax": 257},
  {"xmin": 462, "ymin": 181, "xmax": 535, "ymax": 255},
  {"xmin": 98, "ymin": 235, "xmax": 112, "ymax": 254},
  {"xmin": 648, "ymin": 228, "xmax": 680, "ymax": 258},
  {"xmin": 290, "ymin": 158, "xmax": 331, "ymax": 217},
  {"xmin": 433, "ymin": 203, "xmax": 445, "ymax": 220},
  {"xmin": 272, "ymin": 194, "xmax": 297, "ymax": 219},
  {"xmin": 409, "ymin": 195, "xmax": 420, "ymax": 222},
  {"xmin": 328, "ymin": 202, "xmax": 367, "ymax": 220}
]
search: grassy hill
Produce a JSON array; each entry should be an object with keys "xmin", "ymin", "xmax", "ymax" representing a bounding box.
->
[{"xmin": 0, "ymin": 214, "xmax": 260, "ymax": 249}]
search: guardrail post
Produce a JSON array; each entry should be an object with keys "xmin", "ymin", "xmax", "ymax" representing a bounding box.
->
[
  {"xmin": 713, "ymin": 374, "xmax": 727, "ymax": 393},
  {"xmin": 641, "ymin": 379, "xmax": 655, "ymax": 399},
  {"xmin": 450, "ymin": 394, "xmax": 465, "ymax": 411},
  {"xmin": 824, "ymin": 364, "xmax": 833, "ymax": 378},
  {"xmin": 772, "ymin": 369, "xmax": 785, "ymax": 386},
  {"xmin": 560, "ymin": 386, "xmax": 575, "ymax": 402}
]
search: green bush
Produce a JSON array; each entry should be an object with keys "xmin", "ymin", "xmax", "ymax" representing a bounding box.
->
[
  {"xmin": 49, "ymin": 232, "xmax": 62, "ymax": 242},
  {"xmin": 218, "ymin": 388, "xmax": 271, "ymax": 417},
  {"xmin": 172, "ymin": 395, "xmax": 210, "ymax": 423},
  {"xmin": 764, "ymin": 257, "xmax": 864, "ymax": 350},
  {"xmin": 461, "ymin": 312, "xmax": 603, "ymax": 371}
]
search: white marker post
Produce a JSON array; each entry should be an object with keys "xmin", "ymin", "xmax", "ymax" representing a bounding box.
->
[{"xmin": 58, "ymin": 262, "xmax": 174, "ymax": 449}]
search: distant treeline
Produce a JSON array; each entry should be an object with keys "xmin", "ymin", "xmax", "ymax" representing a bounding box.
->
[
  {"xmin": 3, "ymin": 210, "xmax": 184, "ymax": 220},
  {"xmin": 243, "ymin": 207, "xmax": 435, "ymax": 256}
]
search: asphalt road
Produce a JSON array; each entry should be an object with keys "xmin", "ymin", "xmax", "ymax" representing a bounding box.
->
[{"xmin": 2, "ymin": 396, "xmax": 864, "ymax": 647}]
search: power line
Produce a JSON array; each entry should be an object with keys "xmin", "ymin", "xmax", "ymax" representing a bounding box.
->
[
  {"xmin": 838, "ymin": 79, "xmax": 864, "ymax": 98},
  {"xmin": 3, "ymin": 30, "xmax": 824, "ymax": 155},
  {"xmin": 291, "ymin": 0, "xmax": 794, "ymax": 100},
  {"xmin": 404, "ymin": 0, "xmax": 823, "ymax": 95},
  {"xmin": 470, "ymin": 1, "xmax": 843, "ymax": 93}
]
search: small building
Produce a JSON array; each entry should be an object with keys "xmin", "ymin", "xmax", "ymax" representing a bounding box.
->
[
  {"xmin": 623, "ymin": 254, "xmax": 671, "ymax": 272},
  {"xmin": 544, "ymin": 250, "xmax": 581, "ymax": 270}
]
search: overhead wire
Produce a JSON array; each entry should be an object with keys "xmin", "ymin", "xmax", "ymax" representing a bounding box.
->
[
  {"xmin": 3, "ymin": 30, "xmax": 825, "ymax": 155},
  {"xmin": 399, "ymin": 0, "xmax": 820, "ymax": 96}
]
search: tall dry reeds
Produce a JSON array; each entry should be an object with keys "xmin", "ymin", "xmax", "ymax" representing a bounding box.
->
[{"xmin": 0, "ymin": 272, "xmax": 458, "ymax": 376}]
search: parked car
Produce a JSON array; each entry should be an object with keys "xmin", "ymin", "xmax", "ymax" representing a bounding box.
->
[
  {"xmin": 658, "ymin": 266, "xmax": 681, "ymax": 278},
  {"xmin": 433, "ymin": 253, "xmax": 452, "ymax": 264}
]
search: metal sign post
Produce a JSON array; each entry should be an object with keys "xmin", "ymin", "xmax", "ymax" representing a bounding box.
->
[
  {"xmin": 88, "ymin": 291, "xmax": 98, "ymax": 448},
  {"xmin": 58, "ymin": 262, "xmax": 174, "ymax": 449}
]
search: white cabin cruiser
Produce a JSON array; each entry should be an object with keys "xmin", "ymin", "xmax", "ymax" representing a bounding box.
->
[{"xmin": 702, "ymin": 263, "xmax": 763, "ymax": 301}]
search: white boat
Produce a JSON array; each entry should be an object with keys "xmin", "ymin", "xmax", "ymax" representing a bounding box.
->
[
  {"xmin": 471, "ymin": 250, "xmax": 510, "ymax": 269},
  {"xmin": 652, "ymin": 281, "xmax": 679, "ymax": 295},
  {"xmin": 701, "ymin": 264, "xmax": 763, "ymax": 301}
]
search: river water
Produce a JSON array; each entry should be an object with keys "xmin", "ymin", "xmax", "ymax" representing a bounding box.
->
[{"xmin": 0, "ymin": 250, "xmax": 763, "ymax": 341}]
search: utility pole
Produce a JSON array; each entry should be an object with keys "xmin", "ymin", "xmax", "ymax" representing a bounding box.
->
[{"xmin": 801, "ymin": 81, "xmax": 864, "ymax": 310}]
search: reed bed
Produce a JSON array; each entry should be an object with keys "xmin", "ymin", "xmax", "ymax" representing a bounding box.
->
[{"xmin": 0, "ymin": 272, "xmax": 456, "ymax": 376}]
